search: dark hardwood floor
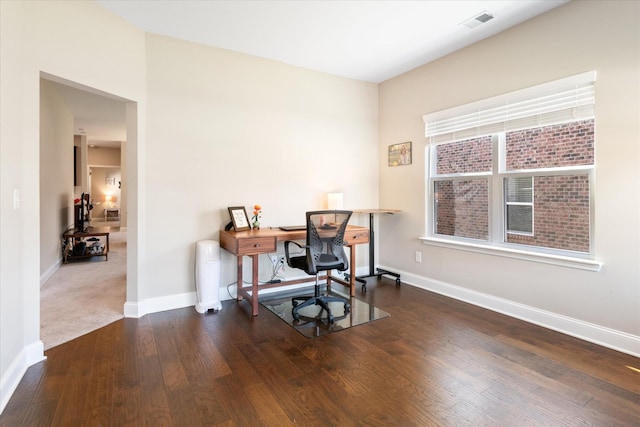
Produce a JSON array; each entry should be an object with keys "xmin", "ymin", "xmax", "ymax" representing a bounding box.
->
[{"xmin": 2, "ymin": 278, "xmax": 639, "ymax": 426}]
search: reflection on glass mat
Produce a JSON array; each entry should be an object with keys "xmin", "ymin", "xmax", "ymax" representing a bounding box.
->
[{"xmin": 261, "ymin": 290, "xmax": 390, "ymax": 338}]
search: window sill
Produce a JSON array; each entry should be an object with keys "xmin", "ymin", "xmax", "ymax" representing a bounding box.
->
[{"xmin": 419, "ymin": 236, "xmax": 602, "ymax": 272}]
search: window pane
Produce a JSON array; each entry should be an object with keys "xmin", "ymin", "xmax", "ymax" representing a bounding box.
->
[
  {"xmin": 435, "ymin": 136, "xmax": 492, "ymax": 175},
  {"xmin": 506, "ymin": 175, "xmax": 590, "ymax": 252},
  {"xmin": 435, "ymin": 180, "xmax": 488, "ymax": 240},
  {"xmin": 506, "ymin": 176, "xmax": 532, "ymax": 203},
  {"xmin": 505, "ymin": 119, "xmax": 594, "ymax": 170},
  {"xmin": 507, "ymin": 205, "xmax": 532, "ymax": 233}
]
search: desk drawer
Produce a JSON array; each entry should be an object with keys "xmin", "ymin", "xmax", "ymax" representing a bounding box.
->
[
  {"xmin": 237, "ymin": 236, "xmax": 276, "ymax": 254},
  {"xmin": 345, "ymin": 229, "xmax": 369, "ymax": 245}
]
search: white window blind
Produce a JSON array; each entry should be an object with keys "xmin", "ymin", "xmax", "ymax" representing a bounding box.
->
[{"xmin": 423, "ymin": 71, "xmax": 596, "ymax": 145}]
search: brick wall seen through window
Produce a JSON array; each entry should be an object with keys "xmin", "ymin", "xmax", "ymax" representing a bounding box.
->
[{"xmin": 431, "ymin": 119, "xmax": 594, "ymax": 253}]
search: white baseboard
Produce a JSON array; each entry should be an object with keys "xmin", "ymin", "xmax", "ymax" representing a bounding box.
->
[
  {"xmin": 122, "ymin": 266, "xmax": 371, "ymax": 317},
  {"xmin": 124, "ymin": 291, "xmax": 197, "ymax": 318},
  {"xmin": 379, "ymin": 265, "xmax": 640, "ymax": 358},
  {"xmin": 40, "ymin": 259, "xmax": 60, "ymax": 287},
  {"xmin": 0, "ymin": 341, "xmax": 46, "ymax": 415}
]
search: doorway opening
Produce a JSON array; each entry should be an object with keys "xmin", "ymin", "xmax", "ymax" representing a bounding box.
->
[{"xmin": 39, "ymin": 74, "xmax": 137, "ymax": 350}]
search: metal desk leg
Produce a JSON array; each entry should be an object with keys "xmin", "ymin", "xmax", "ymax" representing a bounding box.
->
[{"xmin": 346, "ymin": 212, "xmax": 401, "ymax": 292}]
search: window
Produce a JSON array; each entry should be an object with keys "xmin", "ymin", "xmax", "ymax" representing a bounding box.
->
[
  {"xmin": 432, "ymin": 136, "xmax": 492, "ymax": 240},
  {"xmin": 423, "ymin": 72, "xmax": 597, "ymax": 263},
  {"xmin": 505, "ymin": 176, "xmax": 533, "ymax": 235}
]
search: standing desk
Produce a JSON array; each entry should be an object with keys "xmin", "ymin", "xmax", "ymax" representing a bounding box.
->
[
  {"xmin": 220, "ymin": 225, "xmax": 369, "ymax": 316},
  {"xmin": 349, "ymin": 209, "xmax": 401, "ymax": 291}
]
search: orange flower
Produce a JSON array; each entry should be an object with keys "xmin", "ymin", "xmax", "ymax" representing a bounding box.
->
[{"xmin": 252, "ymin": 205, "xmax": 262, "ymax": 222}]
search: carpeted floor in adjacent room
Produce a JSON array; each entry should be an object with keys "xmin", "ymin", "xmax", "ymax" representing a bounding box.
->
[{"xmin": 40, "ymin": 225, "xmax": 126, "ymax": 350}]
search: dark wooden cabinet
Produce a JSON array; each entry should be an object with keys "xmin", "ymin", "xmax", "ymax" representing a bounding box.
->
[{"xmin": 62, "ymin": 226, "xmax": 110, "ymax": 263}]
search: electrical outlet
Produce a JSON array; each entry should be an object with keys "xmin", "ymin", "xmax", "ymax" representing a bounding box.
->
[
  {"xmin": 271, "ymin": 255, "xmax": 286, "ymax": 266},
  {"xmin": 415, "ymin": 251, "xmax": 422, "ymax": 263}
]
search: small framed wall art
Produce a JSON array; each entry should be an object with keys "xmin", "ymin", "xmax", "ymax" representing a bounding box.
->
[
  {"xmin": 388, "ymin": 141, "xmax": 412, "ymax": 166},
  {"xmin": 228, "ymin": 206, "xmax": 251, "ymax": 231}
]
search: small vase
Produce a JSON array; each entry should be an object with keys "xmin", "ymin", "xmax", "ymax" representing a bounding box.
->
[{"xmin": 253, "ymin": 221, "xmax": 260, "ymax": 230}]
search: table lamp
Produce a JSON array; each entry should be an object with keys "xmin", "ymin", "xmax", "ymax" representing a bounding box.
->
[{"xmin": 327, "ymin": 192, "xmax": 343, "ymax": 210}]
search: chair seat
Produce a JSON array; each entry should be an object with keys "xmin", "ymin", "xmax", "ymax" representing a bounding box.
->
[
  {"xmin": 288, "ymin": 254, "xmax": 346, "ymax": 275},
  {"xmin": 287, "ymin": 256, "xmax": 307, "ymax": 272}
]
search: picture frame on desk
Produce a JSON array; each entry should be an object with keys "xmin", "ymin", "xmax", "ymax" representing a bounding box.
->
[{"xmin": 228, "ymin": 206, "xmax": 251, "ymax": 231}]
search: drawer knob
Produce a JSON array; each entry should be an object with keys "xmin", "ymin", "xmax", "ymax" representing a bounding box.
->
[{"xmin": 254, "ymin": 244, "xmax": 261, "ymax": 247}]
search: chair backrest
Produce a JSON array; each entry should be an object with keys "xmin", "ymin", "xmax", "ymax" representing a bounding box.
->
[{"xmin": 305, "ymin": 210, "xmax": 352, "ymax": 274}]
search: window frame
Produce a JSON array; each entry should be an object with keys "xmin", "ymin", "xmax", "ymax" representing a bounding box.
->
[
  {"xmin": 504, "ymin": 176, "xmax": 534, "ymax": 236},
  {"xmin": 422, "ymin": 73, "xmax": 601, "ymax": 271}
]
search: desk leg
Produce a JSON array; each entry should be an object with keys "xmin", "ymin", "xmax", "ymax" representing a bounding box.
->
[
  {"xmin": 368, "ymin": 212, "xmax": 375, "ymax": 276},
  {"xmin": 354, "ymin": 213, "xmax": 401, "ymax": 290},
  {"xmin": 349, "ymin": 244, "xmax": 356, "ymax": 297},
  {"xmin": 236, "ymin": 256, "xmax": 244, "ymax": 302},
  {"xmin": 251, "ymin": 254, "xmax": 259, "ymax": 316}
]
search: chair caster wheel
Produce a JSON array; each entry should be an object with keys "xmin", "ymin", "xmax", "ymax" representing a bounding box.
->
[{"xmin": 396, "ymin": 278, "xmax": 401, "ymax": 286}]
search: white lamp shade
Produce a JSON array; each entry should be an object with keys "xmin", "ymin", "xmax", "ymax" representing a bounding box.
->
[{"xmin": 327, "ymin": 192, "xmax": 344, "ymax": 210}]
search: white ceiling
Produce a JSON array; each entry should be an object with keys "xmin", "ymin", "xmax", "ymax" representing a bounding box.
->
[
  {"xmin": 53, "ymin": 82, "xmax": 127, "ymax": 146},
  {"xmin": 56, "ymin": 0, "xmax": 568, "ymax": 144},
  {"xmin": 96, "ymin": 0, "xmax": 567, "ymax": 83}
]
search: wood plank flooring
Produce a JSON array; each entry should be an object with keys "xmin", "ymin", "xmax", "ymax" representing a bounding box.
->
[{"xmin": 2, "ymin": 278, "xmax": 639, "ymax": 426}]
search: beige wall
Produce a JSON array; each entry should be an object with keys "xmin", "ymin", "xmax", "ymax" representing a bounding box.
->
[
  {"xmin": 1, "ymin": 0, "xmax": 378, "ymax": 410},
  {"xmin": 39, "ymin": 80, "xmax": 74, "ymax": 282},
  {"xmin": 378, "ymin": 1, "xmax": 640, "ymax": 345},
  {"xmin": 1, "ymin": 0, "xmax": 146, "ymax": 411},
  {"xmin": 88, "ymin": 146, "xmax": 121, "ymax": 166},
  {"xmin": 144, "ymin": 33, "xmax": 378, "ymax": 300}
]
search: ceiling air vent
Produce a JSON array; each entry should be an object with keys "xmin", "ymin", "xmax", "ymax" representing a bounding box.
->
[{"xmin": 461, "ymin": 11, "xmax": 494, "ymax": 29}]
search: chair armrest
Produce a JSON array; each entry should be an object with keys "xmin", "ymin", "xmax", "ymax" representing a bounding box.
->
[{"xmin": 284, "ymin": 240, "xmax": 305, "ymax": 265}]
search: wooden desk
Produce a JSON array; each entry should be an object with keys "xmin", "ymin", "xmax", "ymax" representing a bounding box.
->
[
  {"xmin": 220, "ymin": 225, "xmax": 369, "ymax": 316},
  {"xmin": 62, "ymin": 226, "xmax": 110, "ymax": 263}
]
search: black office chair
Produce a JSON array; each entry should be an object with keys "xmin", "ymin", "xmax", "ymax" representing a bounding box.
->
[{"xmin": 284, "ymin": 210, "xmax": 352, "ymax": 323}]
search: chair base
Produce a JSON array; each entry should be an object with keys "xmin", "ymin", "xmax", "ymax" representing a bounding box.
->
[{"xmin": 292, "ymin": 293, "xmax": 350, "ymax": 323}]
